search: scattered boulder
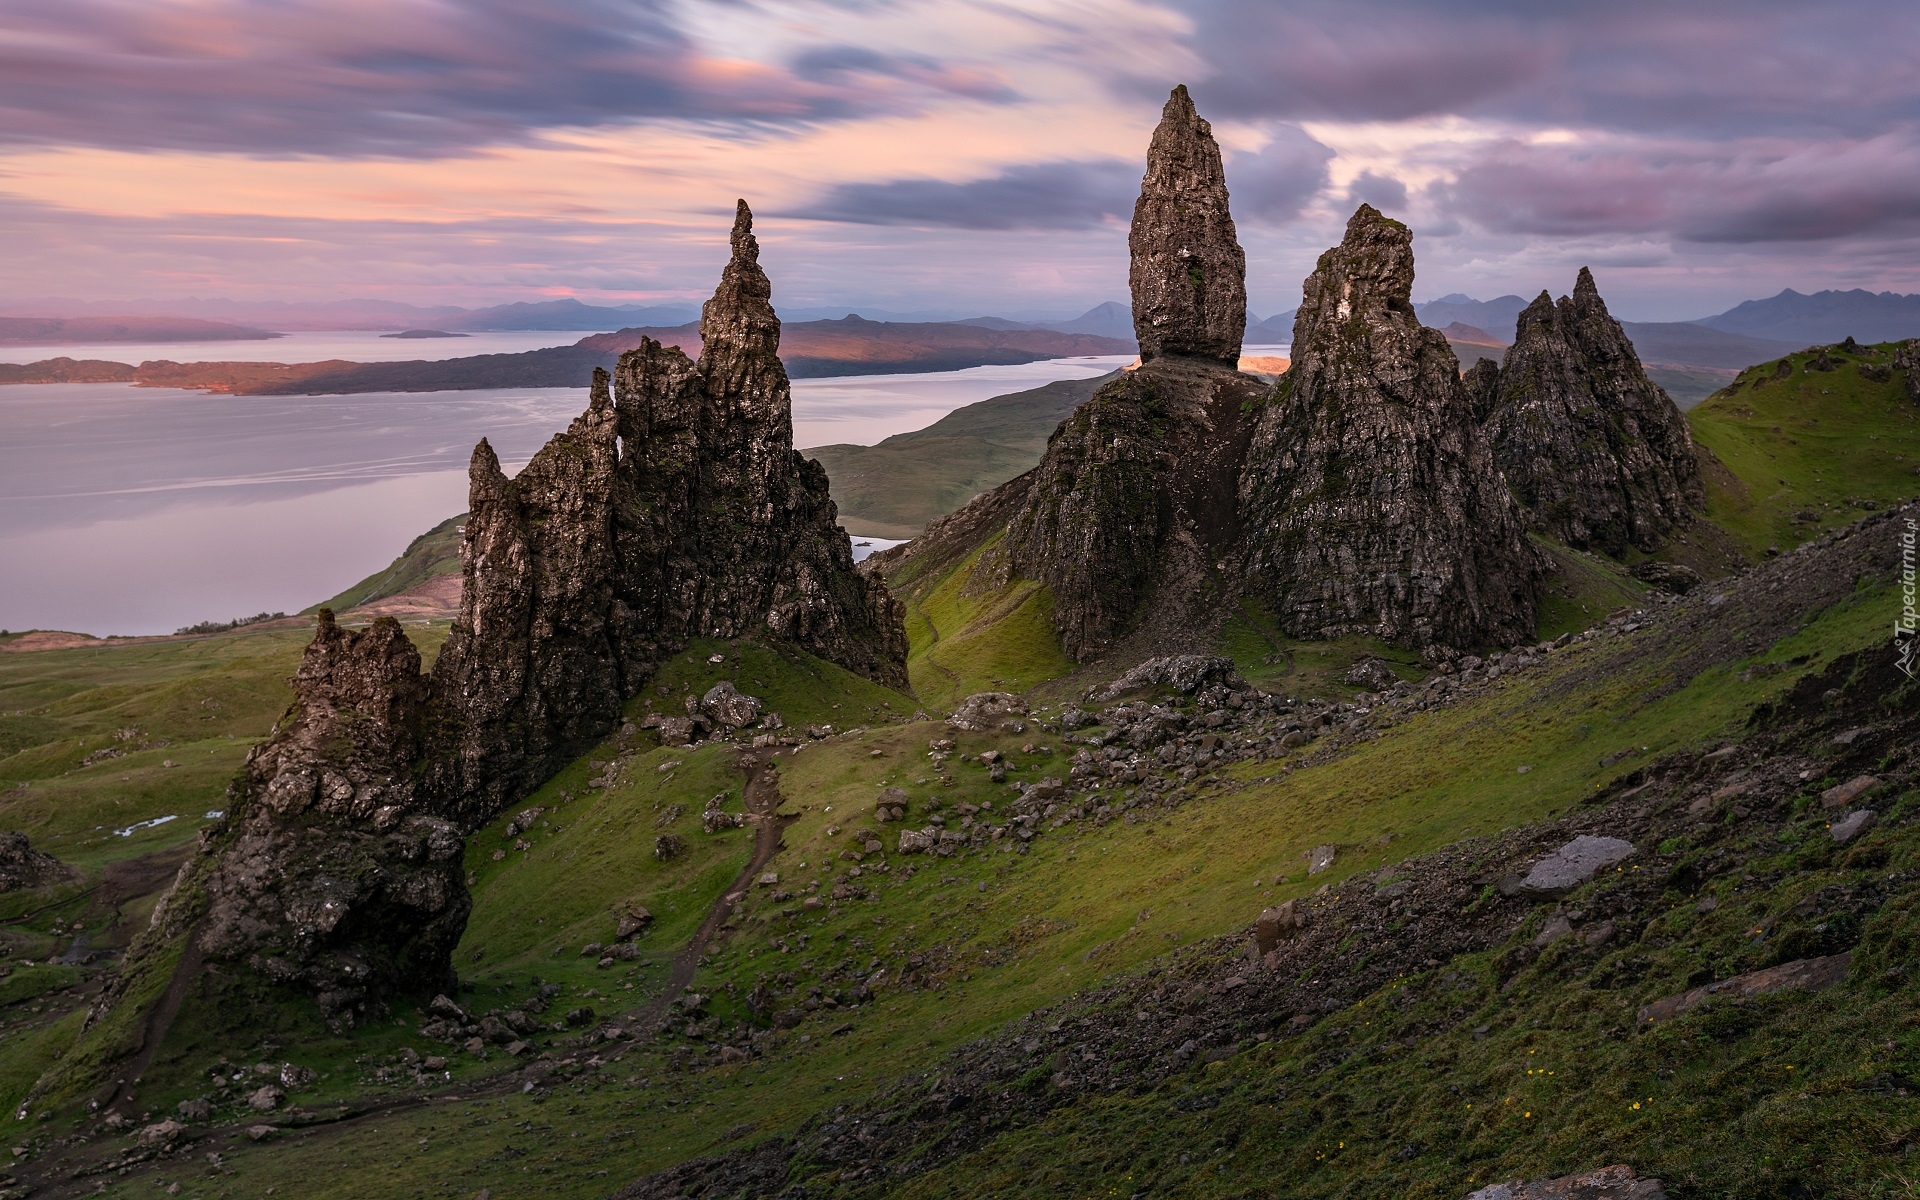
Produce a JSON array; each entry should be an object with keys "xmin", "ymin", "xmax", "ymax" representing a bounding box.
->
[
  {"xmin": 1822, "ymin": 775, "xmax": 1880, "ymax": 809},
  {"xmin": 1253, "ymin": 901, "xmax": 1305, "ymax": 955},
  {"xmin": 1637, "ymin": 953, "xmax": 1851, "ymax": 1026},
  {"xmin": 1096, "ymin": 656, "xmax": 1243, "ymax": 701},
  {"xmin": 1343, "ymin": 657, "xmax": 1401, "ymax": 692},
  {"xmin": 1307, "ymin": 845, "xmax": 1337, "ymax": 876},
  {"xmin": 175, "ymin": 1098, "xmax": 211, "ymax": 1123},
  {"xmin": 0, "ymin": 830, "xmax": 72, "ymax": 892},
  {"xmin": 615, "ymin": 908, "xmax": 654, "ymax": 939},
  {"xmin": 137, "ymin": 1119, "xmax": 188, "ymax": 1147},
  {"xmin": 654, "ymin": 834, "xmax": 687, "ymax": 861},
  {"xmin": 246, "ymin": 1086, "xmax": 284, "ymax": 1112},
  {"xmin": 1465, "ymin": 1163, "xmax": 1666, "ymax": 1199},
  {"xmin": 898, "ymin": 829, "xmax": 937, "ymax": 855},
  {"xmin": 1517, "ymin": 835, "xmax": 1634, "ymax": 896},
  {"xmin": 245, "ymin": 1125, "xmax": 277, "ymax": 1142},
  {"xmin": 1631, "ymin": 562, "xmax": 1703, "ymax": 595},
  {"xmin": 701, "ymin": 682, "xmax": 764, "ymax": 729},
  {"xmin": 1830, "ymin": 809, "xmax": 1876, "ymax": 845},
  {"xmin": 875, "ymin": 788, "xmax": 910, "ymax": 822},
  {"xmin": 948, "ymin": 693, "xmax": 1029, "ymax": 733}
]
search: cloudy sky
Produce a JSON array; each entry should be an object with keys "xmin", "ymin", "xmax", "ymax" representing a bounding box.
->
[{"xmin": 2, "ymin": 0, "xmax": 1917, "ymax": 321}]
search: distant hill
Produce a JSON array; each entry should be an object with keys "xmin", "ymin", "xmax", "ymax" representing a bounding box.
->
[
  {"xmin": 0, "ymin": 297, "xmax": 697, "ymax": 333},
  {"xmin": 806, "ymin": 373, "xmax": 1116, "ymax": 538},
  {"xmin": 1617, "ymin": 321, "xmax": 1795, "ymax": 370},
  {"xmin": 1049, "ymin": 301, "xmax": 1136, "ymax": 341},
  {"xmin": 1417, "ymin": 293, "xmax": 1529, "ymax": 335},
  {"xmin": 1697, "ymin": 288, "xmax": 1920, "ymax": 345},
  {"xmin": 0, "ymin": 319, "xmax": 1132, "ymax": 394},
  {"xmin": 1244, "ymin": 311, "xmax": 1294, "ymax": 343},
  {"xmin": 0, "ymin": 316, "xmax": 279, "ymax": 345}
]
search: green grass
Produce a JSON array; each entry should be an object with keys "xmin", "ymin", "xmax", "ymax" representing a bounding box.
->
[
  {"xmin": 1688, "ymin": 341, "xmax": 1920, "ymax": 555},
  {"xmin": 122, "ymin": 567, "xmax": 1902, "ymax": 1200},
  {"xmin": 1532, "ymin": 538, "xmax": 1649, "ymax": 639},
  {"xmin": 309, "ymin": 512, "xmax": 466, "ymax": 613},
  {"xmin": 809, "ymin": 375, "xmax": 1112, "ymax": 539},
  {"xmin": 897, "ymin": 536, "xmax": 1077, "ymax": 711}
]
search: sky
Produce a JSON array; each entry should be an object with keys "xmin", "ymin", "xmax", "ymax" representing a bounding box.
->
[{"xmin": 2, "ymin": 0, "xmax": 1918, "ymax": 322}]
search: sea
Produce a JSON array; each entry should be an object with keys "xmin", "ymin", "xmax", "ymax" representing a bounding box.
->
[{"xmin": 0, "ymin": 349, "xmax": 1151, "ymax": 636}]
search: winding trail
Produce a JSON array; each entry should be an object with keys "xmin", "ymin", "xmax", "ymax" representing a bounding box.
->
[{"xmin": 637, "ymin": 746, "xmax": 793, "ymax": 1028}]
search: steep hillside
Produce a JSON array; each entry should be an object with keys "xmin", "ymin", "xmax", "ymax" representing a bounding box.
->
[
  {"xmin": 804, "ymin": 374, "xmax": 1114, "ymax": 539},
  {"xmin": 1688, "ymin": 339, "xmax": 1920, "ymax": 555}
]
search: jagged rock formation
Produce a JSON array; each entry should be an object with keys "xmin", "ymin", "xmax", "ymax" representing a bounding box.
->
[
  {"xmin": 1240, "ymin": 204, "xmax": 1545, "ymax": 649},
  {"xmin": 427, "ymin": 202, "xmax": 907, "ymax": 822},
  {"xmin": 0, "ymin": 830, "xmax": 71, "ymax": 892},
  {"xmin": 196, "ymin": 612, "xmax": 468, "ymax": 1026},
  {"xmin": 1129, "ymin": 85, "xmax": 1246, "ymax": 365},
  {"xmin": 985, "ymin": 88, "xmax": 1261, "ymax": 660},
  {"xmin": 1480, "ymin": 269, "xmax": 1705, "ymax": 556}
]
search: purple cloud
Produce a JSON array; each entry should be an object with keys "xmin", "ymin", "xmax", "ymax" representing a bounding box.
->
[
  {"xmin": 0, "ymin": 0, "xmax": 1013, "ymax": 156},
  {"xmin": 1227, "ymin": 125, "xmax": 1335, "ymax": 223},
  {"xmin": 787, "ymin": 159, "xmax": 1139, "ymax": 230}
]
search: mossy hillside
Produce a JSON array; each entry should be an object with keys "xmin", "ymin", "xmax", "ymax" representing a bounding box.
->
[
  {"xmin": 1688, "ymin": 340, "xmax": 1920, "ymax": 554},
  {"xmin": 641, "ymin": 637, "xmax": 917, "ymax": 731},
  {"xmin": 886, "ymin": 792, "xmax": 1920, "ymax": 1200},
  {"xmin": 309, "ymin": 512, "xmax": 466, "ymax": 613},
  {"xmin": 898, "ymin": 537, "xmax": 1076, "ymax": 711},
  {"xmin": 1531, "ymin": 538, "xmax": 1649, "ymax": 641},
  {"xmin": 153, "ymin": 571, "xmax": 1901, "ymax": 1199}
]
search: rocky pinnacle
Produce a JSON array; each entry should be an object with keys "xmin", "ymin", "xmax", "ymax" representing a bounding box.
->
[
  {"xmin": 1240, "ymin": 204, "xmax": 1545, "ymax": 649},
  {"xmin": 1129, "ymin": 85, "xmax": 1247, "ymax": 365},
  {"xmin": 1482, "ymin": 267, "xmax": 1705, "ymax": 556}
]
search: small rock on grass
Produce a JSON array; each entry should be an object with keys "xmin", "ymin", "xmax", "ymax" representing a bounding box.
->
[{"xmin": 1830, "ymin": 809, "xmax": 1876, "ymax": 844}]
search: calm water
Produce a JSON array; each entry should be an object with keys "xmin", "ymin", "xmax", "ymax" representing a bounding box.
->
[
  {"xmin": 0, "ymin": 355, "xmax": 1132, "ymax": 635},
  {"xmin": 0, "ymin": 330, "xmax": 611, "ymax": 366}
]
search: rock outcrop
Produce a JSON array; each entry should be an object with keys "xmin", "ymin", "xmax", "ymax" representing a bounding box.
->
[
  {"xmin": 428, "ymin": 201, "xmax": 907, "ymax": 821},
  {"xmin": 1480, "ymin": 269, "xmax": 1704, "ymax": 555},
  {"xmin": 196, "ymin": 611, "xmax": 468, "ymax": 1026},
  {"xmin": 1240, "ymin": 204, "xmax": 1545, "ymax": 649},
  {"xmin": 1129, "ymin": 85, "xmax": 1247, "ymax": 365},
  {"xmin": 0, "ymin": 830, "xmax": 71, "ymax": 892},
  {"xmin": 993, "ymin": 88, "xmax": 1262, "ymax": 660}
]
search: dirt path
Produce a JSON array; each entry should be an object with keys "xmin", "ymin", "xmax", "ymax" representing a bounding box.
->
[{"xmin": 638, "ymin": 746, "xmax": 792, "ymax": 1028}]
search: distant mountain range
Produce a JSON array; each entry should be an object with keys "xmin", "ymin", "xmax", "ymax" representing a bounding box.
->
[
  {"xmin": 0, "ymin": 315, "xmax": 279, "ymax": 345},
  {"xmin": 0, "ymin": 317, "xmax": 1134, "ymax": 394},
  {"xmin": 1696, "ymin": 288, "xmax": 1920, "ymax": 344}
]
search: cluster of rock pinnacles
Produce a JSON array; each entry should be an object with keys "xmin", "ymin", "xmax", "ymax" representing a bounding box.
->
[{"xmin": 154, "ymin": 86, "xmax": 1702, "ymax": 1021}]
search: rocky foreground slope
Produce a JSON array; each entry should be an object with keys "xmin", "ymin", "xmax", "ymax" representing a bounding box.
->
[{"xmin": 617, "ymin": 502, "xmax": 1918, "ymax": 1198}]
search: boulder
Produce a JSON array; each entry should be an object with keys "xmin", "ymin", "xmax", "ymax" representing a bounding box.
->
[
  {"xmin": 1253, "ymin": 900, "xmax": 1305, "ymax": 955},
  {"xmin": 1096, "ymin": 656, "xmax": 1243, "ymax": 701},
  {"xmin": 0, "ymin": 830, "xmax": 72, "ymax": 893},
  {"xmin": 137, "ymin": 1119, "xmax": 188, "ymax": 1147},
  {"xmin": 1307, "ymin": 845, "xmax": 1337, "ymax": 876},
  {"xmin": 1517, "ymin": 835, "xmax": 1634, "ymax": 896},
  {"xmin": 1637, "ymin": 952, "xmax": 1851, "ymax": 1025},
  {"xmin": 898, "ymin": 829, "xmax": 938, "ymax": 855},
  {"xmin": 1343, "ymin": 658, "xmax": 1401, "ymax": 692},
  {"xmin": 947, "ymin": 693, "xmax": 1029, "ymax": 732},
  {"xmin": 1465, "ymin": 1164, "xmax": 1666, "ymax": 1199},
  {"xmin": 1631, "ymin": 562, "xmax": 1703, "ymax": 595},
  {"xmin": 875, "ymin": 787, "xmax": 910, "ymax": 823},
  {"xmin": 1821, "ymin": 775, "xmax": 1880, "ymax": 809},
  {"xmin": 1830, "ymin": 809, "xmax": 1876, "ymax": 845},
  {"xmin": 701, "ymin": 681, "xmax": 765, "ymax": 729}
]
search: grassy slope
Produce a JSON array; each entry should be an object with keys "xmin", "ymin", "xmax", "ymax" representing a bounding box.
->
[
  {"xmin": 893, "ymin": 536, "xmax": 1077, "ymax": 711},
  {"xmin": 309, "ymin": 512, "xmax": 466, "ymax": 613},
  {"xmin": 138, "ymin": 561, "xmax": 1902, "ymax": 1200},
  {"xmin": 0, "ymin": 621, "xmax": 450, "ymax": 1119},
  {"xmin": 1688, "ymin": 341, "xmax": 1920, "ymax": 556},
  {"xmin": 807, "ymin": 375, "xmax": 1111, "ymax": 539}
]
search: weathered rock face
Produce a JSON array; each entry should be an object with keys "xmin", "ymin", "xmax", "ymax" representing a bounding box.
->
[
  {"xmin": 1240, "ymin": 204, "xmax": 1545, "ymax": 649},
  {"xmin": 987, "ymin": 88, "xmax": 1259, "ymax": 660},
  {"xmin": 428, "ymin": 201, "xmax": 906, "ymax": 822},
  {"xmin": 1000, "ymin": 358, "xmax": 1262, "ymax": 659},
  {"xmin": 197, "ymin": 611, "xmax": 467, "ymax": 1026},
  {"xmin": 0, "ymin": 830, "xmax": 70, "ymax": 892},
  {"xmin": 1129, "ymin": 85, "xmax": 1246, "ymax": 365},
  {"xmin": 1481, "ymin": 269, "xmax": 1704, "ymax": 556}
]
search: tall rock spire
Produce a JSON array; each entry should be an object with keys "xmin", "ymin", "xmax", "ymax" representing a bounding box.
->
[
  {"xmin": 993, "ymin": 86, "xmax": 1264, "ymax": 660},
  {"xmin": 1129, "ymin": 85, "xmax": 1247, "ymax": 365},
  {"xmin": 1240, "ymin": 205, "xmax": 1545, "ymax": 649},
  {"xmin": 698, "ymin": 200, "xmax": 785, "ymax": 411},
  {"xmin": 1481, "ymin": 267, "xmax": 1705, "ymax": 556}
]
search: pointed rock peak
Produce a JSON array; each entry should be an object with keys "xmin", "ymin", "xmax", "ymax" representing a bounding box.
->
[
  {"xmin": 468, "ymin": 436, "xmax": 511, "ymax": 505},
  {"xmin": 700, "ymin": 199, "xmax": 780, "ymax": 383},
  {"xmin": 589, "ymin": 366, "xmax": 612, "ymax": 412},
  {"xmin": 1293, "ymin": 204, "xmax": 1419, "ymax": 343},
  {"xmin": 1574, "ymin": 265, "xmax": 1601, "ymax": 302},
  {"xmin": 1129, "ymin": 85, "xmax": 1246, "ymax": 365}
]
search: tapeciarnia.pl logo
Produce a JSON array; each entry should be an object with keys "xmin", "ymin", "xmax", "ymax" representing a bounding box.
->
[{"xmin": 1899, "ymin": 516, "xmax": 1917, "ymax": 679}]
